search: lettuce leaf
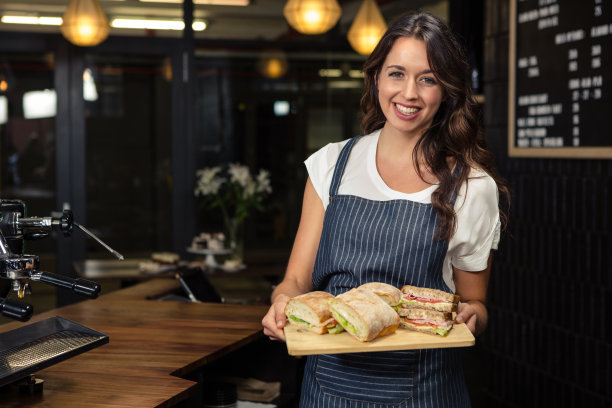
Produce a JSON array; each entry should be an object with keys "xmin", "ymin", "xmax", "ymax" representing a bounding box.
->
[{"xmin": 289, "ymin": 315, "xmax": 312, "ymax": 328}]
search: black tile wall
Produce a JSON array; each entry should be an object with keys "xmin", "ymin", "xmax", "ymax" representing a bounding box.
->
[{"xmin": 480, "ymin": 1, "xmax": 612, "ymax": 407}]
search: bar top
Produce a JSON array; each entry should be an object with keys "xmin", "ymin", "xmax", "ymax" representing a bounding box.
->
[{"xmin": 0, "ymin": 278, "xmax": 269, "ymax": 407}]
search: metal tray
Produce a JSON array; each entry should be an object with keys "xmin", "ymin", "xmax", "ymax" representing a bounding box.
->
[{"xmin": 0, "ymin": 315, "xmax": 109, "ymax": 387}]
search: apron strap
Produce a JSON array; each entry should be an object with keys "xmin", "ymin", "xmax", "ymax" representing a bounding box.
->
[
  {"xmin": 329, "ymin": 135, "xmax": 362, "ymax": 197},
  {"xmin": 448, "ymin": 164, "xmax": 463, "ymax": 205}
]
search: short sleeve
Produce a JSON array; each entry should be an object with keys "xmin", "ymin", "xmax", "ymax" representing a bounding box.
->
[
  {"xmin": 449, "ymin": 170, "xmax": 500, "ymax": 272},
  {"xmin": 304, "ymin": 141, "xmax": 348, "ymax": 209}
]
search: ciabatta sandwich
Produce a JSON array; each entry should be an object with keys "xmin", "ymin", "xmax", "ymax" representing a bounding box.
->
[
  {"xmin": 284, "ymin": 291, "xmax": 343, "ymax": 334},
  {"xmin": 398, "ymin": 308, "xmax": 454, "ymax": 337},
  {"xmin": 358, "ymin": 282, "xmax": 402, "ymax": 308},
  {"xmin": 328, "ymin": 288, "xmax": 400, "ymax": 342},
  {"xmin": 400, "ymin": 284, "xmax": 459, "ymax": 313}
]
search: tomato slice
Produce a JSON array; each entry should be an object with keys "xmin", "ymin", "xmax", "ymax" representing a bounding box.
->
[{"xmin": 404, "ymin": 319, "xmax": 437, "ymax": 328}]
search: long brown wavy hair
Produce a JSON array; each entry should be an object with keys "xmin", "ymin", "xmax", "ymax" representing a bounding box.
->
[{"xmin": 361, "ymin": 11, "xmax": 510, "ymax": 240}]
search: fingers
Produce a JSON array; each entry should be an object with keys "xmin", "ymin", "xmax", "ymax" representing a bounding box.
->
[
  {"xmin": 262, "ymin": 325, "xmax": 286, "ymax": 342},
  {"xmin": 454, "ymin": 301, "xmax": 467, "ymax": 323},
  {"xmin": 465, "ymin": 313, "xmax": 477, "ymax": 334},
  {"xmin": 261, "ymin": 297, "xmax": 289, "ymax": 342},
  {"xmin": 455, "ymin": 302, "xmax": 477, "ymax": 335},
  {"xmin": 274, "ymin": 300, "xmax": 287, "ymax": 329},
  {"xmin": 262, "ymin": 314, "xmax": 285, "ymax": 341}
]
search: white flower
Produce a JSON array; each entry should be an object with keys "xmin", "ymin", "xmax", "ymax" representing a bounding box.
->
[
  {"xmin": 195, "ymin": 163, "xmax": 271, "ymax": 222},
  {"xmin": 256, "ymin": 169, "xmax": 272, "ymax": 194},
  {"xmin": 197, "ymin": 166, "xmax": 221, "ymax": 183},
  {"xmin": 244, "ymin": 179, "xmax": 257, "ymax": 199},
  {"xmin": 195, "ymin": 167, "xmax": 225, "ymax": 196},
  {"xmin": 228, "ymin": 163, "xmax": 251, "ymax": 188}
]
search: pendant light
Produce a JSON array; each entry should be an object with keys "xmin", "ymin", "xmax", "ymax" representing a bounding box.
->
[
  {"xmin": 257, "ymin": 50, "xmax": 289, "ymax": 79},
  {"xmin": 283, "ymin": 0, "xmax": 342, "ymax": 35},
  {"xmin": 61, "ymin": 0, "xmax": 110, "ymax": 47},
  {"xmin": 347, "ymin": 0, "xmax": 387, "ymax": 55}
]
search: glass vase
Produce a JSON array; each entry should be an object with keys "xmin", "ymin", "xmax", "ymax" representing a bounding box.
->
[{"xmin": 226, "ymin": 218, "xmax": 245, "ymax": 266}]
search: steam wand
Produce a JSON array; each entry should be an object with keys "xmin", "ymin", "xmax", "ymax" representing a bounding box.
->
[{"xmin": 74, "ymin": 222, "xmax": 124, "ymax": 261}]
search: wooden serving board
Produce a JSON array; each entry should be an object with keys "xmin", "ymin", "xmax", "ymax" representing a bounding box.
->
[{"xmin": 284, "ymin": 323, "xmax": 475, "ymax": 356}]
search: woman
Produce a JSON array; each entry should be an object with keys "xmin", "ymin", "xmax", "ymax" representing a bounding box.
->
[{"xmin": 262, "ymin": 11, "xmax": 510, "ymax": 407}]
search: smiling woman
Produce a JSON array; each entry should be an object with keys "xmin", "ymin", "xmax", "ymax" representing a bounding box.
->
[{"xmin": 262, "ymin": 10, "xmax": 509, "ymax": 408}]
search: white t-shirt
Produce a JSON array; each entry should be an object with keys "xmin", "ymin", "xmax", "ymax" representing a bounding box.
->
[{"xmin": 304, "ymin": 129, "xmax": 500, "ymax": 292}]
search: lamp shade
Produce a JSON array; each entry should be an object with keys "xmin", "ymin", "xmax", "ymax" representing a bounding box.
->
[
  {"xmin": 61, "ymin": 0, "xmax": 110, "ymax": 47},
  {"xmin": 283, "ymin": 0, "xmax": 342, "ymax": 35},
  {"xmin": 258, "ymin": 56, "xmax": 288, "ymax": 78},
  {"xmin": 347, "ymin": 0, "xmax": 387, "ymax": 55}
]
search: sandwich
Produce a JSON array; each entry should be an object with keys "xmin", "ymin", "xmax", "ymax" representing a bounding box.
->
[
  {"xmin": 358, "ymin": 282, "xmax": 402, "ymax": 309},
  {"xmin": 328, "ymin": 288, "xmax": 400, "ymax": 342},
  {"xmin": 284, "ymin": 291, "xmax": 344, "ymax": 334},
  {"xmin": 398, "ymin": 308, "xmax": 454, "ymax": 337},
  {"xmin": 400, "ymin": 284, "xmax": 459, "ymax": 313}
]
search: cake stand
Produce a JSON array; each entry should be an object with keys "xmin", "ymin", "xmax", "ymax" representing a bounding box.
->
[{"xmin": 186, "ymin": 247, "xmax": 230, "ymax": 268}]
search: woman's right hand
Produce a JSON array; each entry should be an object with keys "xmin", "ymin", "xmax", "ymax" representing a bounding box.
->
[{"xmin": 262, "ymin": 293, "xmax": 291, "ymax": 342}]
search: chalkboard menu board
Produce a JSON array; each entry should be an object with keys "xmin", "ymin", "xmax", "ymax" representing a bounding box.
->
[{"xmin": 508, "ymin": 0, "xmax": 612, "ymax": 158}]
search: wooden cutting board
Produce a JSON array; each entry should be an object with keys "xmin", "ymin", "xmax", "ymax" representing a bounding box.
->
[{"xmin": 284, "ymin": 323, "xmax": 475, "ymax": 356}]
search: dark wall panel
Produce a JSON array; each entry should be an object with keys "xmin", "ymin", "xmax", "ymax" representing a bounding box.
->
[{"xmin": 482, "ymin": 1, "xmax": 611, "ymax": 407}]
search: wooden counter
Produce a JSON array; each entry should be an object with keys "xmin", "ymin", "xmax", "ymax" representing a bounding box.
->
[
  {"xmin": 0, "ymin": 278, "xmax": 269, "ymax": 407},
  {"xmin": 72, "ymin": 259, "xmax": 284, "ymax": 304}
]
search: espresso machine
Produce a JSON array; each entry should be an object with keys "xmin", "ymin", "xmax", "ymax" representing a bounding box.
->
[
  {"xmin": 0, "ymin": 199, "xmax": 118, "ymax": 391},
  {"xmin": 0, "ymin": 199, "xmax": 106, "ymax": 321}
]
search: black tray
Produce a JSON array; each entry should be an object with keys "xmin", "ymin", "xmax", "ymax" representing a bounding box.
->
[{"xmin": 0, "ymin": 316, "xmax": 109, "ymax": 387}]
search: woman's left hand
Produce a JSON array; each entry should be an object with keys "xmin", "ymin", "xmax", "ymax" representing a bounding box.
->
[
  {"xmin": 455, "ymin": 301, "xmax": 480, "ymax": 335},
  {"xmin": 453, "ymin": 252, "xmax": 493, "ymax": 336}
]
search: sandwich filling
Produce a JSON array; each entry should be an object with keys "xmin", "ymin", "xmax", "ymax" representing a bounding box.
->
[
  {"xmin": 329, "ymin": 307, "xmax": 357, "ymax": 335},
  {"xmin": 400, "ymin": 289, "xmax": 458, "ymax": 312},
  {"xmin": 289, "ymin": 315, "xmax": 312, "ymax": 326},
  {"xmin": 403, "ymin": 293, "xmax": 446, "ymax": 304},
  {"xmin": 289, "ymin": 315, "xmax": 344, "ymax": 333},
  {"xmin": 399, "ymin": 306, "xmax": 454, "ymax": 336},
  {"xmin": 402, "ymin": 317, "xmax": 452, "ymax": 329},
  {"xmin": 401, "ymin": 317, "xmax": 452, "ymax": 336}
]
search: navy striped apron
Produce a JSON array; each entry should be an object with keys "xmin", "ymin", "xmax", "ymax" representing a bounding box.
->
[{"xmin": 299, "ymin": 136, "xmax": 471, "ymax": 407}]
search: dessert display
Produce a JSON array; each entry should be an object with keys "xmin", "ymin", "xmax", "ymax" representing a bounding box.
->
[{"xmin": 190, "ymin": 232, "xmax": 226, "ymax": 251}]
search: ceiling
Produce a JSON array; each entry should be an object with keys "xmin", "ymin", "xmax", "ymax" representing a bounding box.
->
[{"xmin": 0, "ymin": 0, "xmax": 449, "ymax": 42}]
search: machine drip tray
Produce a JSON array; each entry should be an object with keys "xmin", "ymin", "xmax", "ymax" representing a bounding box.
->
[{"xmin": 0, "ymin": 316, "xmax": 108, "ymax": 387}]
